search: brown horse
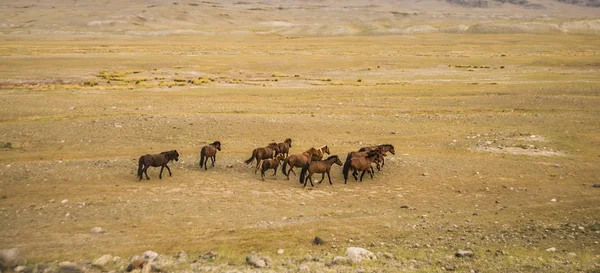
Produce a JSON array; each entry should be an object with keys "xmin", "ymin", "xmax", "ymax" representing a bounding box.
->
[
  {"xmin": 245, "ymin": 142, "xmax": 280, "ymax": 168},
  {"xmin": 281, "ymin": 147, "xmax": 318, "ymax": 179},
  {"xmin": 342, "ymin": 150, "xmax": 381, "ymax": 183},
  {"xmin": 348, "ymin": 147, "xmax": 384, "ymax": 173},
  {"xmin": 257, "ymin": 154, "xmax": 285, "ymax": 181},
  {"xmin": 311, "ymin": 145, "xmax": 330, "ymax": 161},
  {"xmin": 199, "ymin": 141, "xmax": 221, "ymax": 170},
  {"xmin": 299, "ymin": 155, "xmax": 343, "ymax": 187},
  {"xmin": 137, "ymin": 150, "xmax": 179, "ymax": 181},
  {"xmin": 275, "ymin": 138, "xmax": 292, "ymax": 158},
  {"xmin": 359, "ymin": 144, "xmax": 395, "ymax": 168}
]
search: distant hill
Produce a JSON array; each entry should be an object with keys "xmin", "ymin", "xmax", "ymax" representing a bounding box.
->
[{"xmin": 0, "ymin": 0, "xmax": 598, "ymax": 37}]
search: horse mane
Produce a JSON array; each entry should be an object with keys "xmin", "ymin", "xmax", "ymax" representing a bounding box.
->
[
  {"xmin": 366, "ymin": 150, "xmax": 380, "ymax": 158},
  {"xmin": 379, "ymin": 144, "xmax": 394, "ymax": 149},
  {"xmin": 324, "ymin": 155, "xmax": 338, "ymax": 161},
  {"xmin": 318, "ymin": 145, "xmax": 327, "ymax": 150},
  {"xmin": 212, "ymin": 140, "xmax": 221, "ymax": 146}
]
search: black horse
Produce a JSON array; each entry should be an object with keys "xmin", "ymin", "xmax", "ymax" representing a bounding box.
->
[{"xmin": 137, "ymin": 150, "xmax": 179, "ymax": 181}]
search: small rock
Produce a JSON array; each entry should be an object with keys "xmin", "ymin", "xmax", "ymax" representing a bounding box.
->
[
  {"xmin": 550, "ymin": 199, "xmax": 557, "ymax": 202},
  {"xmin": 226, "ymin": 165, "xmax": 233, "ymax": 168},
  {"xmin": 58, "ymin": 263, "xmax": 82, "ymax": 273},
  {"xmin": 383, "ymin": 252, "xmax": 395, "ymax": 259},
  {"xmin": 546, "ymin": 247, "xmax": 557, "ymax": 252},
  {"xmin": 92, "ymin": 254, "xmax": 114, "ymax": 269},
  {"xmin": 331, "ymin": 256, "xmax": 351, "ymax": 265},
  {"xmin": 455, "ymin": 250, "xmax": 473, "ymax": 258},
  {"xmin": 246, "ymin": 252, "xmax": 269, "ymax": 268},
  {"xmin": 345, "ymin": 247, "xmax": 377, "ymax": 263},
  {"xmin": 567, "ymin": 252, "xmax": 577, "ymax": 257},
  {"xmin": 400, "ymin": 205, "xmax": 409, "ymax": 209},
  {"xmin": 313, "ymin": 237, "xmax": 324, "ymax": 245},
  {"xmin": 199, "ymin": 251, "xmax": 218, "ymax": 261},
  {"xmin": 89, "ymin": 227, "xmax": 106, "ymax": 234},
  {"xmin": 420, "ymin": 173, "xmax": 429, "ymax": 176},
  {"xmin": 61, "ymin": 199, "xmax": 68, "ymax": 204},
  {"xmin": 277, "ymin": 249, "xmax": 284, "ymax": 255},
  {"xmin": 0, "ymin": 248, "xmax": 24, "ymax": 271},
  {"xmin": 13, "ymin": 266, "xmax": 26, "ymax": 273},
  {"xmin": 174, "ymin": 250, "xmax": 187, "ymax": 263},
  {"xmin": 142, "ymin": 250, "xmax": 159, "ymax": 262}
]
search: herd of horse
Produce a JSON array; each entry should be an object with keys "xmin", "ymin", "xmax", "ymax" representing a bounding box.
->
[{"xmin": 136, "ymin": 138, "xmax": 395, "ymax": 187}]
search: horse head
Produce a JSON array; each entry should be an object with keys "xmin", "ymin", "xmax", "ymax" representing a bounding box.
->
[
  {"xmin": 268, "ymin": 142, "xmax": 281, "ymax": 153},
  {"xmin": 284, "ymin": 138, "xmax": 292, "ymax": 147},
  {"xmin": 170, "ymin": 150, "xmax": 180, "ymax": 161},
  {"xmin": 213, "ymin": 141, "xmax": 222, "ymax": 151},
  {"xmin": 322, "ymin": 145, "xmax": 330, "ymax": 155}
]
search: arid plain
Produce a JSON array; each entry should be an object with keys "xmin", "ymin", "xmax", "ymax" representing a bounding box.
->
[{"xmin": 1, "ymin": 0, "xmax": 599, "ymax": 272}]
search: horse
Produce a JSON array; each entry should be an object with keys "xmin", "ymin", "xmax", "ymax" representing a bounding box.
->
[
  {"xmin": 244, "ymin": 142, "xmax": 280, "ymax": 168},
  {"xmin": 359, "ymin": 144, "xmax": 395, "ymax": 168},
  {"xmin": 275, "ymin": 138, "xmax": 292, "ymax": 158},
  {"xmin": 311, "ymin": 145, "xmax": 330, "ymax": 161},
  {"xmin": 257, "ymin": 154, "xmax": 285, "ymax": 181},
  {"xmin": 342, "ymin": 150, "xmax": 381, "ymax": 183},
  {"xmin": 281, "ymin": 147, "xmax": 318, "ymax": 179},
  {"xmin": 199, "ymin": 141, "xmax": 221, "ymax": 170},
  {"xmin": 137, "ymin": 150, "xmax": 179, "ymax": 181},
  {"xmin": 299, "ymin": 155, "xmax": 343, "ymax": 187},
  {"xmin": 348, "ymin": 147, "xmax": 384, "ymax": 173}
]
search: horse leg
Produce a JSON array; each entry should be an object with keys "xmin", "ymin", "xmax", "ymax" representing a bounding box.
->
[
  {"xmin": 352, "ymin": 168, "xmax": 358, "ymax": 181},
  {"xmin": 165, "ymin": 165, "xmax": 172, "ymax": 176},
  {"xmin": 203, "ymin": 158, "xmax": 208, "ymax": 170},
  {"xmin": 381, "ymin": 157, "xmax": 385, "ymax": 167},
  {"xmin": 261, "ymin": 169, "xmax": 265, "ymax": 181},
  {"xmin": 211, "ymin": 155, "xmax": 215, "ymax": 167},
  {"xmin": 289, "ymin": 167, "xmax": 296, "ymax": 177},
  {"xmin": 369, "ymin": 169, "xmax": 374, "ymax": 179},
  {"xmin": 327, "ymin": 171, "xmax": 333, "ymax": 185},
  {"xmin": 272, "ymin": 167, "xmax": 277, "ymax": 176},
  {"xmin": 318, "ymin": 173, "xmax": 325, "ymax": 184},
  {"xmin": 359, "ymin": 170, "xmax": 367, "ymax": 182},
  {"xmin": 159, "ymin": 166, "xmax": 164, "ymax": 179},
  {"xmin": 144, "ymin": 166, "xmax": 150, "ymax": 180}
]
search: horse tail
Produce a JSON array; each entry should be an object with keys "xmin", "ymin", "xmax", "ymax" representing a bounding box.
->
[
  {"xmin": 137, "ymin": 156, "xmax": 144, "ymax": 179},
  {"xmin": 199, "ymin": 147, "xmax": 206, "ymax": 167},
  {"xmin": 282, "ymin": 157, "xmax": 289, "ymax": 174},
  {"xmin": 299, "ymin": 163, "xmax": 309, "ymax": 184},
  {"xmin": 342, "ymin": 156, "xmax": 352, "ymax": 183},
  {"xmin": 244, "ymin": 149, "xmax": 256, "ymax": 165}
]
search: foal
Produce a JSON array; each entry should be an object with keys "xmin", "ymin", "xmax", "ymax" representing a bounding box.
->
[
  {"xmin": 137, "ymin": 150, "xmax": 179, "ymax": 181},
  {"xmin": 299, "ymin": 155, "xmax": 343, "ymax": 187},
  {"xmin": 257, "ymin": 154, "xmax": 285, "ymax": 181},
  {"xmin": 199, "ymin": 141, "xmax": 221, "ymax": 170}
]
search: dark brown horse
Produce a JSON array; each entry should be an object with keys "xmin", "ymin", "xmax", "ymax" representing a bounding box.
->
[
  {"xmin": 137, "ymin": 150, "xmax": 179, "ymax": 181},
  {"xmin": 311, "ymin": 145, "xmax": 330, "ymax": 161},
  {"xmin": 199, "ymin": 141, "xmax": 221, "ymax": 170},
  {"xmin": 281, "ymin": 147, "xmax": 318, "ymax": 179},
  {"xmin": 275, "ymin": 138, "xmax": 292, "ymax": 158},
  {"xmin": 342, "ymin": 150, "xmax": 381, "ymax": 183},
  {"xmin": 359, "ymin": 144, "xmax": 395, "ymax": 168},
  {"xmin": 257, "ymin": 154, "xmax": 285, "ymax": 181},
  {"xmin": 245, "ymin": 142, "xmax": 280, "ymax": 168},
  {"xmin": 299, "ymin": 155, "xmax": 343, "ymax": 187}
]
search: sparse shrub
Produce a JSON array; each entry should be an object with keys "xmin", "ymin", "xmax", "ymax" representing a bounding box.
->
[
  {"xmin": 83, "ymin": 80, "xmax": 98, "ymax": 86},
  {"xmin": 357, "ymin": 79, "xmax": 362, "ymax": 82},
  {"xmin": 173, "ymin": 78, "xmax": 187, "ymax": 82}
]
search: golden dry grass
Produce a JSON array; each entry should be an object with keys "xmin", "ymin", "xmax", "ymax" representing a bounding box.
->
[{"xmin": 0, "ymin": 33, "xmax": 599, "ymax": 271}]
